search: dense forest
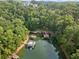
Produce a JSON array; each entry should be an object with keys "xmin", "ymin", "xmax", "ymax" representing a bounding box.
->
[{"xmin": 0, "ymin": 0, "xmax": 79, "ymax": 59}]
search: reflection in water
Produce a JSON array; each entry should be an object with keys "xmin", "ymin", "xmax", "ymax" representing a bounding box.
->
[{"xmin": 19, "ymin": 40, "xmax": 59, "ymax": 59}]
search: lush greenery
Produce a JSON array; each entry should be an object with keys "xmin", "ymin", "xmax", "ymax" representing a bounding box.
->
[
  {"xmin": 26, "ymin": 2, "xmax": 79, "ymax": 59},
  {"xmin": 0, "ymin": 1, "xmax": 28, "ymax": 59},
  {"xmin": 1, "ymin": 1, "xmax": 79, "ymax": 59}
]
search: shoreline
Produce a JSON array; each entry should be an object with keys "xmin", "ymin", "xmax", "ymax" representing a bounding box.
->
[
  {"xmin": 7, "ymin": 33, "xmax": 29, "ymax": 59},
  {"xmin": 7, "ymin": 31, "xmax": 70, "ymax": 59}
]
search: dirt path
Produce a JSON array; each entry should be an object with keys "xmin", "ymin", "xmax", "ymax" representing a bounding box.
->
[
  {"xmin": 60, "ymin": 45, "xmax": 70, "ymax": 59},
  {"xmin": 7, "ymin": 34, "xmax": 29, "ymax": 59},
  {"xmin": 14, "ymin": 35, "xmax": 29, "ymax": 55}
]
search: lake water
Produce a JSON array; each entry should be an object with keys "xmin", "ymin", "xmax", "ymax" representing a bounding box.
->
[{"xmin": 19, "ymin": 40, "xmax": 59, "ymax": 59}]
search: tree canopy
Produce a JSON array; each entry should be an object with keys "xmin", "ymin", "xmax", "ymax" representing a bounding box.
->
[{"xmin": 0, "ymin": 1, "xmax": 79, "ymax": 59}]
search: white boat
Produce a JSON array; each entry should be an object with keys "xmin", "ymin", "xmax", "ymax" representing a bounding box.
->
[{"xmin": 27, "ymin": 40, "xmax": 36, "ymax": 50}]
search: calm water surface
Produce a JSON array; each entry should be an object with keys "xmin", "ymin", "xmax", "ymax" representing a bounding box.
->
[{"xmin": 19, "ymin": 40, "xmax": 59, "ymax": 59}]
